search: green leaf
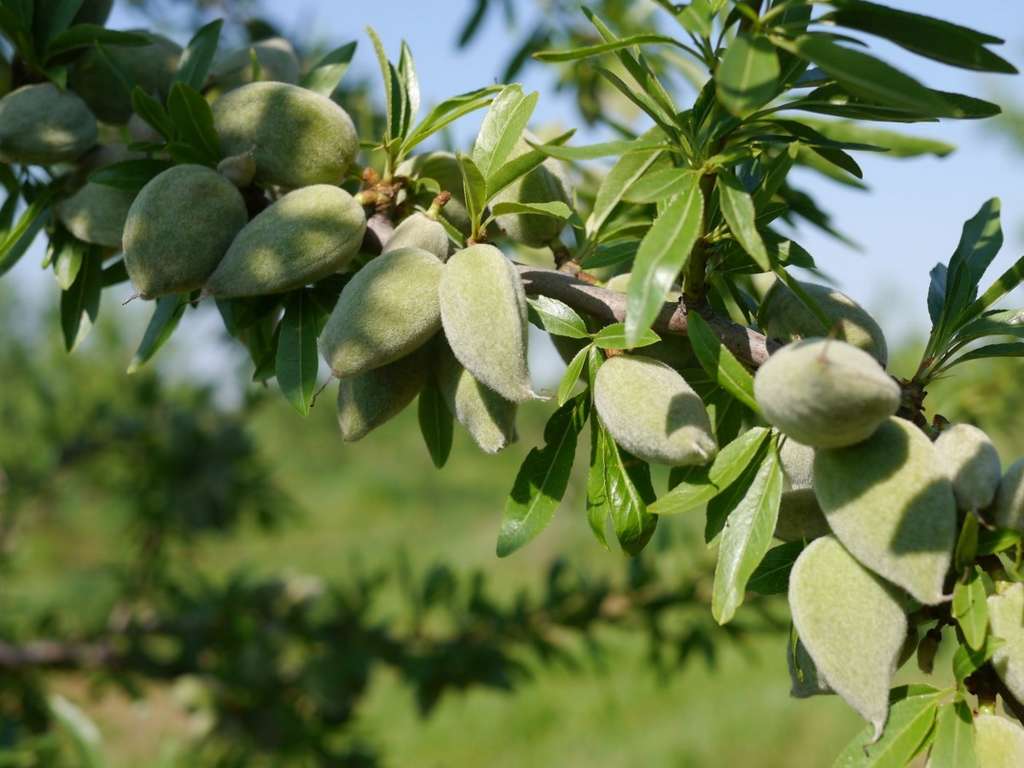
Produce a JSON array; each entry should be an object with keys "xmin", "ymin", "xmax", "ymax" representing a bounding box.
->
[
  {"xmin": 297, "ymin": 39, "xmax": 355, "ymax": 95},
  {"xmin": 472, "ymin": 85, "xmax": 537, "ymax": 178},
  {"xmin": 952, "ymin": 309, "xmax": 1024, "ymax": 346},
  {"xmin": 716, "ymin": 34, "xmax": 781, "ymax": 117},
  {"xmin": 89, "ymin": 158, "xmax": 173, "ymax": 193},
  {"xmin": 586, "ymin": 405, "xmax": 611, "ymax": 549},
  {"xmin": 587, "ymin": 131, "xmax": 666, "ymax": 238},
  {"xmin": 127, "ymin": 295, "xmax": 187, "ymax": 374},
  {"xmin": 977, "ymin": 527, "xmax": 1022, "ymax": 556},
  {"xmin": 794, "ymin": 119, "xmax": 954, "ymax": 158},
  {"xmin": 400, "ymin": 86, "xmax": 502, "ymax": 157},
  {"xmin": 48, "ymin": 695, "xmax": 108, "ymax": 768},
  {"xmin": 397, "ymin": 40, "xmax": 419, "ymax": 123},
  {"xmin": 34, "ymin": 0, "xmax": 83, "ymax": 51},
  {"xmin": 486, "ymin": 129, "xmax": 575, "ymax": 201},
  {"xmin": 490, "ymin": 200, "xmax": 572, "ymax": 221},
  {"xmin": 943, "ymin": 199, "xmax": 1004, "ymax": 329},
  {"xmin": 718, "ymin": 169, "xmax": 770, "ymax": 271},
  {"xmin": 711, "ymin": 442, "xmax": 783, "ymax": 624},
  {"xmin": 275, "ymin": 291, "xmax": 320, "ymax": 416},
  {"xmin": 0, "ymin": 186, "xmax": 56, "ymax": 278},
  {"xmin": 748, "ymin": 540, "xmax": 804, "ymax": 595},
  {"xmin": 45, "ymin": 25, "xmax": 148, "ymax": 60},
  {"xmin": 832, "ymin": 685, "xmax": 943, "ymax": 768},
  {"xmin": 60, "ymin": 248, "xmax": 102, "ymax": 352},
  {"xmin": 623, "ymin": 167, "xmax": 698, "ymax": 204},
  {"xmin": 367, "ymin": 26, "xmax": 401, "ymax": 143},
  {"xmin": 532, "ymin": 134, "xmax": 667, "ymax": 162},
  {"xmin": 591, "ymin": 322, "xmax": 660, "ymax": 350},
  {"xmin": 174, "ymin": 18, "xmax": 222, "ymax": 90},
  {"xmin": 946, "ymin": 342, "xmax": 1024, "ymax": 369},
  {"xmin": 166, "ymin": 82, "xmax": 221, "ymax": 166},
  {"xmin": 557, "ymin": 344, "xmax": 590, "ymax": 407},
  {"xmin": 928, "ymin": 700, "xmax": 976, "ymax": 768},
  {"xmin": 822, "ymin": 1, "xmax": 1015, "ymax": 74},
  {"xmin": 581, "ymin": 240, "xmax": 639, "ymax": 270},
  {"xmin": 955, "ymin": 512, "xmax": 980, "ymax": 572},
  {"xmin": 653, "ymin": 427, "xmax": 770, "ymax": 516},
  {"xmin": 418, "ymin": 378, "xmax": 453, "ymax": 469},
  {"xmin": 965, "ymin": 253, "xmax": 1024, "ymax": 322},
  {"xmin": 53, "ymin": 238, "xmax": 84, "ymax": 291},
  {"xmin": 625, "ymin": 178, "xmax": 703, "ymax": 346},
  {"xmin": 774, "ymin": 34, "xmax": 950, "ymax": 117},
  {"xmin": 131, "ymin": 87, "xmax": 173, "ymax": 141},
  {"xmin": 533, "ymin": 33, "xmax": 687, "ymax": 62},
  {"xmin": 602, "ymin": 433, "xmax": 657, "ymax": 556},
  {"xmin": 457, "ymin": 153, "xmax": 486, "ymax": 236},
  {"xmin": 527, "ymin": 295, "xmax": 589, "ymax": 339},
  {"xmin": 685, "ymin": 311, "xmax": 759, "ymax": 413},
  {"xmin": 952, "ymin": 567, "xmax": 989, "ymax": 651},
  {"xmin": 497, "ymin": 394, "xmax": 588, "ymax": 557},
  {"xmin": 953, "ymin": 634, "xmax": 1002, "ymax": 686}
]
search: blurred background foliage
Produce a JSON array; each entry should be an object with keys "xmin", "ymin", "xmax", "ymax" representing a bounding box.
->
[{"xmin": 2, "ymin": 0, "xmax": 1024, "ymax": 766}]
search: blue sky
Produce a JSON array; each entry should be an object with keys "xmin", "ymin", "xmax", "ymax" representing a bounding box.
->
[{"xmin": 11, "ymin": 1, "xmax": 1024, "ymax": 383}]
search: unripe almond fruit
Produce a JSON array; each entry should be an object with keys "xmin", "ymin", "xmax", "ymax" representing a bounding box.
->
[
  {"xmin": 217, "ymin": 151, "xmax": 256, "ymax": 188},
  {"xmin": 439, "ymin": 244, "xmax": 535, "ymax": 403},
  {"xmin": 754, "ymin": 338, "xmax": 899, "ymax": 448},
  {"xmin": 993, "ymin": 459, "xmax": 1024, "ymax": 531},
  {"xmin": 396, "ymin": 152, "xmax": 471, "ymax": 235},
  {"xmin": 788, "ymin": 536, "xmax": 907, "ymax": 739},
  {"xmin": 760, "ymin": 278, "xmax": 889, "ymax": 365},
  {"xmin": 437, "ymin": 346, "xmax": 517, "ymax": 454},
  {"xmin": 974, "ymin": 714, "xmax": 1024, "ymax": 767},
  {"xmin": 813, "ymin": 416, "xmax": 957, "ymax": 605},
  {"xmin": 774, "ymin": 439, "xmax": 831, "ymax": 542},
  {"xmin": 383, "ymin": 212, "xmax": 449, "ymax": 261},
  {"xmin": 0, "ymin": 84, "xmax": 97, "ymax": 165},
  {"xmin": 988, "ymin": 581, "xmax": 1024, "ymax": 705},
  {"xmin": 212, "ymin": 37, "xmax": 300, "ymax": 90},
  {"xmin": 213, "ymin": 82, "xmax": 358, "ymax": 188},
  {"xmin": 320, "ymin": 247, "xmax": 443, "ymax": 377},
  {"xmin": 336, "ymin": 347, "xmax": 430, "ymax": 442},
  {"xmin": 594, "ymin": 355, "xmax": 717, "ymax": 466},
  {"xmin": 491, "ymin": 137, "xmax": 571, "ymax": 248},
  {"xmin": 57, "ymin": 183, "xmax": 134, "ymax": 249},
  {"xmin": 934, "ymin": 423, "xmax": 1001, "ymax": 511},
  {"xmin": 206, "ymin": 185, "xmax": 365, "ymax": 298},
  {"xmin": 123, "ymin": 165, "xmax": 247, "ymax": 299}
]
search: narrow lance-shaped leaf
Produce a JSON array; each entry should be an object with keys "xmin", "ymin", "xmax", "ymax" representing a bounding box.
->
[
  {"xmin": 301, "ymin": 41, "xmax": 357, "ymax": 97},
  {"xmin": 928, "ymin": 700, "xmax": 977, "ymax": 768},
  {"xmin": 175, "ymin": 18, "xmax": 222, "ymax": 90},
  {"xmin": 557, "ymin": 344, "xmax": 590, "ymax": 407},
  {"xmin": 128, "ymin": 294, "xmax": 188, "ymax": 374},
  {"xmin": 398, "ymin": 40, "xmax": 420, "ymax": 122},
  {"xmin": 603, "ymin": 434, "xmax": 657, "ymax": 556},
  {"xmin": 457, "ymin": 154, "xmax": 486, "ymax": 237},
  {"xmin": 60, "ymin": 248, "xmax": 102, "ymax": 352},
  {"xmin": 527, "ymin": 295, "xmax": 588, "ymax": 339},
  {"xmin": 718, "ymin": 169, "xmax": 770, "ymax": 271},
  {"xmin": 952, "ymin": 566, "xmax": 989, "ymax": 651},
  {"xmin": 533, "ymin": 34, "xmax": 690, "ymax": 62},
  {"xmin": 625, "ymin": 176, "xmax": 703, "ymax": 346},
  {"xmin": 472, "ymin": 85, "xmax": 536, "ymax": 178},
  {"xmin": 592, "ymin": 322, "xmax": 660, "ymax": 350},
  {"xmin": 275, "ymin": 291, "xmax": 320, "ymax": 416},
  {"xmin": 685, "ymin": 310, "xmax": 759, "ymax": 413},
  {"xmin": 716, "ymin": 34, "xmax": 780, "ymax": 117},
  {"xmin": 166, "ymin": 82, "xmax": 221, "ymax": 165},
  {"xmin": 497, "ymin": 393, "xmax": 589, "ymax": 557},
  {"xmin": 831, "ymin": 685, "xmax": 943, "ymax": 767},
  {"xmin": 711, "ymin": 442, "xmax": 784, "ymax": 624},
  {"xmin": 400, "ymin": 86, "xmax": 502, "ymax": 156},
  {"xmin": 418, "ymin": 378, "xmax": 453, "ymax": 469},
  {"xmin": 0, "ymin": 186, "xmax": 57, "ymax": 278}
]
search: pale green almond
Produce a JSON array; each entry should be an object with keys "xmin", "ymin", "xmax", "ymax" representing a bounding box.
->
[
  {"xmin": 437, "ymin": 346, "xmax": 517, "ymax": 454},
  {"xmin": 789, "ymin": 536, "xmax": 907, "ymax": 739},
  {"xmin": 754, "ymin": 338, "xmax": 900, "ymax": 448},
  {"xmin": 813, "ymin": 417, "xmax": 957, "ymax": 605},
  {"xmin": 760, "ymin": 279, "xmax": 889, "ymax": 365},
  {"xmin": 213, "ymin": 81, "xmax": 358, "ymax": 188},
  {"xmin": 69, "ymin": 32, "xmax": 180, "ymax": 124},
  {"xmin": 396, "ymin": 152, "xmax": 471, "ymax": 236},
  {"xmin": 491, "ymin": 136, "xmax": 572, "ymax": 248},
  {"xmin": 594, "ymin": 355, "xmax": 717, "ymax": 466},
  {"xmin": 38, "ymin": 0, "xmax": 112, "ymax": 26},
  {"xmin": 989, "ymin": 582, "xmax": 1024, "ymax": 703},
  {"xmin": 935, "ymin": 423, "xmax": 1001, "ymax": 511},
  {"xmin": 0, "ymin": 84, "xmax": 96, "ymax": 165},
  {"xmin": 775, "ymin": 439, "xmax": 831, "ymax": 542},
  {"xmin": 212, "ymin": 37, "xmax": 300, "ymax": 90},
  {"xmin": 993, "ymin": 459, "xmax": 1024, "ymax": 532},
  {"xmin": 57, "ymin": 183, "xmax": 135, "ymax": 249},
  {"xmin": 384, "ymin": 212, "xmax": 450, "ymax": 261},
  {"xmin": 974, "ymin": 714, "xmax": 1024, "ymax": 768},
  {"xmin": 439, "ymin": 244, "xmax": 534, "ymax": 403},
  {"xmin": 206, "ymin": 185, "xmax": 366, "ymax": 298},
  {"xmin": 336, "ymin": 348, "xmax": 430, "ymax": 442},
  {"xmin": 320, "ymin": 247, "xmax": 443, "ymax": 377},
  {"xmin": 123, "ymin": 165, "xmax": 248, "ymax": 299}
]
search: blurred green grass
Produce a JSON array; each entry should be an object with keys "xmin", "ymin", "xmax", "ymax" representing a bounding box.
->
[{"xmin": 8, "ymin": 379, "xmax": 865, "ymax": 766}]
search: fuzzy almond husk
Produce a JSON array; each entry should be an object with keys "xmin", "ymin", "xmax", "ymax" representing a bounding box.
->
[
  {"xmin": 439, "ymin": 244, "xmax": 534, "ymax": 403},
  {"xmin": 206, "ymin": 185, "xmax": 365, "ymax": 299},
  {"xmin": 935, "ymin": 423, "xmax": 1001, "ymax": 512},
  {"xmin": 993, "ymin": 458, "xmax": 1024, "ymax": 532},
  {"xmin": 437, "ymin": 346, "xmax": 517, "ymax": 454},
  {"xmin": 123, "ymin": 165, "xmax": 247, "ymax": 299},
  {"xmin": 788, "ymin": 536, "xmax": 906, "ymax": 740},
  {"xmin": 57, "ymin": 182, "xmax": 135, "ymax": 249},
  {"xmin": 988, "ymin": 582, "xmax": 1024, "ymax": 704},
  {"xmin": 491, "ymin": 137, "xmax": 572, "ymax": 248},
  {"xmin": 774, "ymin": 439, "xmax": 831, "ymax": 542},
  {"xmin": 759, "ymin": 278, "xmax": 889, "ymax": 365},
  {"xmin": 320, "ymin": 247, "xmax": 443, "ymax": 378},
  {"xmin": 384, "ymin": 212, "xmax": 449, "ymax": 261},
  {"xmin": 336, "ymin": 347, "xmax": 430, "ymax": 442},
  {"xmin": 594, "ymin": 355, "xmax": 717, "ymax": 467},
  {"xmin": 213, "ymin": 82, "xmax": 358, "ymax": 189},
  {"xmin": 813, "ymin": 417, "xmax": 957, "ymax": 605},
  {"xmin": 974, "ymin": 714, "xmax": 1024, "ymax": 768},
  {"xmin": 0, "ymin": 84, "xmax": 97, "ymax": 164},
  {"xmin": 754, "ymin": 338, "xmax": 899, "ymax": 448},
  {"xmin": 396, "ymin": 152, "xmax": 471, "ymax": 236}
]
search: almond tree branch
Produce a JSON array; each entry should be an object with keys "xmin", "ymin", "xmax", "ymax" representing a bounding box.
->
[{"xmin": 516, "ymin": 264, "xmax": 779, "ymax": 368}]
